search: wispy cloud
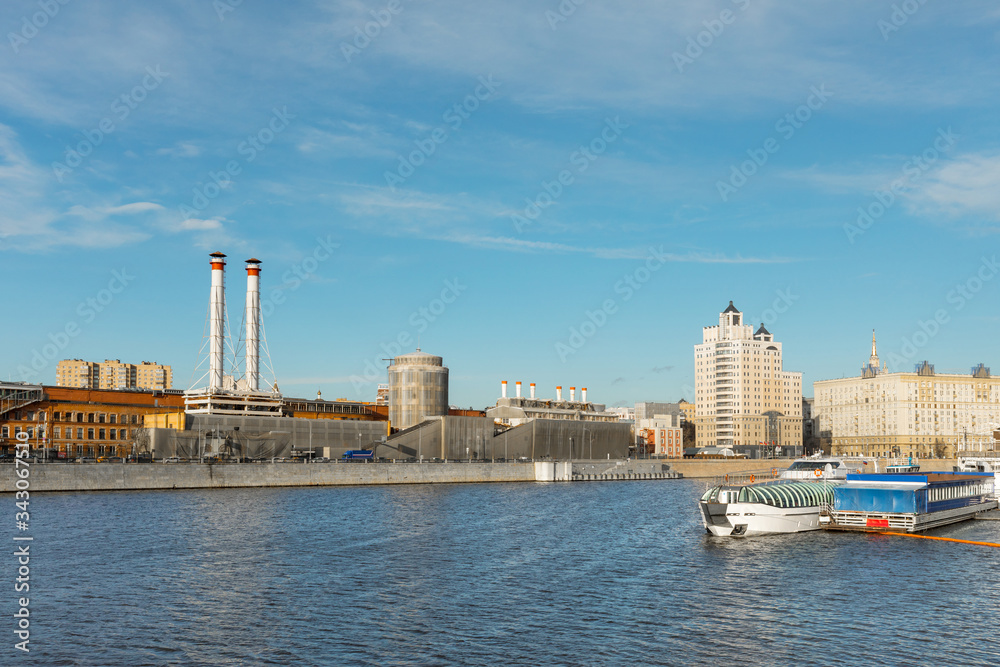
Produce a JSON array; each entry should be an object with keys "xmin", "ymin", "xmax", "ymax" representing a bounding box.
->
[
  {"xmin": 906, "ymin": 152, "xmax": 1000, "ymax": 224},
  {"xmin": 155, "ymin": 142, "xmax": 201, "ymax": 158}
]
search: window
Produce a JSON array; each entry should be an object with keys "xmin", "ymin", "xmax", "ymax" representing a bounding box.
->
[
  {"xmin": 110, "ymin": 414, "xmax": 117, "ymax": 424},
  {"xmin": 87, "ymin": 428, "xmax": 94, "ymax": 440},
  {"xmin": 54, "ymin": 427, "xmax": 61, "ymax": 439},
  {"xmin": 88, "ymin": 413, "xmax": 95, "ymax": 423},
  {"xmin": 77, "ymin": 428, "xmax": 84, "ymax": 439},
  {"xmin": 120, "ymin": 429, "xmax": 127, "ymax": 440},
  {"xmin": 98, "ymin": 414, "xmax": 106, "ymax": 424}
]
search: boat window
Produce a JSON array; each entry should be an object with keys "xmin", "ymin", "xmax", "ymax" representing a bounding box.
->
[{"xmin": 787, "ymin": 461, "xmax": 834, "ymax": 471}]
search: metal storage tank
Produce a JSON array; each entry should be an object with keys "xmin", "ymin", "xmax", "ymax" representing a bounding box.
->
[{"xmin": 388, "ymin": 349, "xmax": 449, "ymax": 431}]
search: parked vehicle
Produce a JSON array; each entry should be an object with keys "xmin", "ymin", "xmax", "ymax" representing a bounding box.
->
[{"xmin": 342, "ymin": 450, "xmax": 374, "ymax": 461}]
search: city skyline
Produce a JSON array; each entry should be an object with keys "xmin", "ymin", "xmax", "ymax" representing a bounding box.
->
[{"xmin": 3, "ymin": 2, "xmax": 1000, "ymax": 408}]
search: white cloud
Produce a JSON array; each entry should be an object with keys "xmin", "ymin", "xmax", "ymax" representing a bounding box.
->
[
  {"xmin": 907, "ymin": 153, "xmax": 1000, "ymax": 223},
  {"xmin": 177, "ymin": 218, "xmax": 224, "ymax": 231},
  {"xmin": 155, "ymin": 142, "xmax": 201, "ymax": 158}
]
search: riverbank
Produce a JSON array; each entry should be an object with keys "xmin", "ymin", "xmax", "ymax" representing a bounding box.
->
[
  {"xmin": 0, "ymin": 459, "xmax": 680, "ymax": 493},
  {"xmin": 670, "ymin": 457, "xmax": 959, "ymax": 479}
]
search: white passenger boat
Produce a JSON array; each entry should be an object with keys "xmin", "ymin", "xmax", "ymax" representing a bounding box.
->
[
  {"xmin": 954, "ymin": 456, "xmax": 1000, "ymax": 499},
  {"xmin": 699, "ymin": 458, "xmax": 865, "ymax": 537}
]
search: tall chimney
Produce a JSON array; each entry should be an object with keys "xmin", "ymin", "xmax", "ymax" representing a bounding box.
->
[
  {"xmin": 530, "ymin": 383, "xmax": 536, "ymax": 399},
  {"xmin": 570, "ymin": 387, "xmax": 576, "ymax": 402},
  {"xmin": 208, "ymin": 252, "xmax": 227, "ymax": 391},
  {"xmin": 582, "ymin": 387, "xmax": 587, "ymax": 402},
  {"xmin": 245, "ymin": 258, "xmax": 261, "ymax": 391},
  {"xmin": 556, "ymin": 386, "xmax": 562, "ymax": 401},
  {"xmin": 515, "ymin": 381, "xmax": 522, "ymax": 398},
  {"xmin": 501, "ymin": 380, "xmax": 507, "ymax": 398}
]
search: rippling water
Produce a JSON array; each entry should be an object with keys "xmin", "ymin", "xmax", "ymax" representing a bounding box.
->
[{"xmin": 9, "ymin": 480, "xmax": 1000, "ymax": 666}]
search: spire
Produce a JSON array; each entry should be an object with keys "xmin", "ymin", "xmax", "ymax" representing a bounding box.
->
[{"xmin": 868, "ymin": 329, "xmax": 880, "ymax": 372}]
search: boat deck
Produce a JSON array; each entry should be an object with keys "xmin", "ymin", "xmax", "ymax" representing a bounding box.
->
[{"xmin": 821, "ymin": 499, "xmax": 999, "ymax": 533}]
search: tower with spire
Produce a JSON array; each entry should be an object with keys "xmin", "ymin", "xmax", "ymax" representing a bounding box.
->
[{"xmin": 862, "ymin": 329, "xmax": 883, "ymax": 378}]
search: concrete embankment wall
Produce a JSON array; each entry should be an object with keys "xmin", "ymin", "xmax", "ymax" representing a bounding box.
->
[
  {"xmin": 671, "ymin": 458, "xmax": 959, "ymax": 479},
  {"xmin": 1, "ymin": 462, "xmax": 538, "ymax": 493}
]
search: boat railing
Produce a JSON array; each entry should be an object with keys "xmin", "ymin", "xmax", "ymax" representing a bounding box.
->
[{"xmin": 712, "ymin": 468, "xmax": 783, "ymax": 487}]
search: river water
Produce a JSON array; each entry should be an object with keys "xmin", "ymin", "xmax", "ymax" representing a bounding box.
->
[{"xmin": 9, "ymin": 480, "xmax": 1000, "ymax": 666}]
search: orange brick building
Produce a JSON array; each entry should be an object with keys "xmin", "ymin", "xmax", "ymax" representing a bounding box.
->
[{"xmin": 0, "ymin": 385, "xmax": 185, "ymax": 459}]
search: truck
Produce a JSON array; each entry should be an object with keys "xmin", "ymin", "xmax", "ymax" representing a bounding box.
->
[{"xmin": 341, "ymin": 449, "xmax": 375, "ymax": 461}]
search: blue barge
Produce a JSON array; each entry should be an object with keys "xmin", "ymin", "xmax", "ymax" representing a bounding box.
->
[{"xmin": 820, "ymin": 472, "xmax": 997, "ymax": 533}]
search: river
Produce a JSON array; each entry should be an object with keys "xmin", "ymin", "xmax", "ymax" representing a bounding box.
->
[{"xmin": 9, "ymin": 480, "xmax": 1000, "ymax": 665}]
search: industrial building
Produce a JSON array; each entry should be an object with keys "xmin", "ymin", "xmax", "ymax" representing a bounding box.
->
[
  {"xmin": 387, "ymin": 350, "xmax": 449, "ymax": 431},
  {"xmin": 384, "ymin": 415, "xmax": 630, "ymax": 461},
  {"xmin": 146, "ymin": 413, "xmax": 388, "ymax": 460},
  {"xmin": 139, "ymin": 252, "xmax": 391, "ymax": 459},
  {"xmin": 0, "ymin": 382, "xmax": 186, "ymax": 458},
  {"xmin": 487, "ymin": 382, "xmax": 619, "ymax": 427}
]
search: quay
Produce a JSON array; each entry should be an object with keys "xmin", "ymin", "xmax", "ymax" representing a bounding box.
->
[{"xmin": 0, "ymin": 459, "xmax": 680, "ymax": 493}]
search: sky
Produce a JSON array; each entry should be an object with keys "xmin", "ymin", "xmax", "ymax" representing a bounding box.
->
[{"xmin": 2, "ymin": 0, "xmax": 1000, "ymax": 409}]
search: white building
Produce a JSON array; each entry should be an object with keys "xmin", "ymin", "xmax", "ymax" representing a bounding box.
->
[
  {"xmin": 814, "ymin": 334, "xmax": 1000, "ymax": 458},
  {"xmin": 694, "ymin": 301, "xmax": 803, "ymax": 452},
  {"xmin": 636, "ymin": 415, "xmax": 683, "ymax": 458}
]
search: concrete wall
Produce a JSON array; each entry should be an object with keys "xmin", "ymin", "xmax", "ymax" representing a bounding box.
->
[
  {"xmin": 670, "ymin": 457, "xmax": 960, "ymax": 478},
  {"xmin": 384, "ymin": 417, "xmax": 631, "ymax": 461},
  {"xmin": 1, "ymin": 461, "xmax": 538, "ymax": 493}
]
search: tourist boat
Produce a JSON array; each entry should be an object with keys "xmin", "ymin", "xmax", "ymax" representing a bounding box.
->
[
  {"xmin": 820, "ymin": 471, "xmax": 997, "ymax": 533},
  {"xmin": 699, "ymin": 457, "xmax": 866, "ymax": 537},
  {"xmin": 954, "ymin": 455, "xmax": 1000, "ymax": 483},
  {"xmin": 884, "ymin": 456, "xmax": 920, "ymax": 474}
]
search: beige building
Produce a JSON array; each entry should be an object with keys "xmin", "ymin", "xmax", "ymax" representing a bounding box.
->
[
  {"xmin": 814, "ymin": 335, "xmax": 1000, "ymax": 459},
  {"xmin": 56, "ymin": 359, "xmax": 172, "ymax": 391},
  {"xmin": 694, "ymin": 301, "xmax": 803, "ymax": 452}
]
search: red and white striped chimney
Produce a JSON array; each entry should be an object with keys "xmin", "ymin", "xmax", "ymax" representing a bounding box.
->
[
  {"xmin": 556, "ymin": 386, "xmax": 562, "ymax": 401},
  {"xmin": 515, "ymin": 381, "xmax": 522, "ymax": 398},
  {"xmin": 582, "ymin": 387, "xmax": 587, "ymax": 402},
  {"xmin": 208, "ymin": 252, "xmax": 227, "ymax": 391},
  {"xmin": 529, "ymin": 383, "xmax": 536, "ymax": 399},
  {"xmin": 245, "ymin": 258, "xmax": 261, "ymax": 391},
  {"xmin": 501, "ymin": 380, "xmax": 507, "ymax": 399},
  {"xmin": 570, "ymin": 387, "xmax": 576, "ymax": 402}
]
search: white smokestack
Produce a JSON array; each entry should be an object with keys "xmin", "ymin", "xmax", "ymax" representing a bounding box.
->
[
  {"xmin": 582, "ymin": 387, "xmax": 587, "ymax": 402},
  {"xmin": 515, "ymin": 381, "xmax": 522, "ymax": 398},
  {"xmin": 570, "ymin": 387, "xmax": 576, "ymax": 402},
  {"xmin": 208, "ymin": 252, "xmax": 227, "ymax": 391},
  {"xmin": 530, "ymin": 383, "xmax": 536, "ymax": 399},
  {"xmin": 556, "ymin": 386, "xmax": 562, "ymax": 401},
  {"xmin": 501, "ymin": 380, "xmax": 507, "ymax": 398},
  {"xmin": 245, "ymin": 258, "xmax": 261, "ymax": 391}
]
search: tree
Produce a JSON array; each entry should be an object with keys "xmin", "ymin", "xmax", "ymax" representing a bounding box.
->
[{"xmin": 681, "ymin": 421, "xmax": 695, "ymax": 446}]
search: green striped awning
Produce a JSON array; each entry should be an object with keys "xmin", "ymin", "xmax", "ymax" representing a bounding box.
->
[{"xmin": 739, "ymin": 481, "xmax": 836, "ymax": 508}]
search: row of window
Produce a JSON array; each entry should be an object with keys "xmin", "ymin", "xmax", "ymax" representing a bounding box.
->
[{"xmin": 2, "ymin": 426, "xmax": 131, "ymax": 441}]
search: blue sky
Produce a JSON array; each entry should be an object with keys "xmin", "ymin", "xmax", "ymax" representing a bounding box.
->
[{"xmin": 2, "ymin": 0, "xmax": 1000, "ymax": 408}]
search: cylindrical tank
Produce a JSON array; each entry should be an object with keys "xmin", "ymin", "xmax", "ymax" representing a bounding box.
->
[{"xmin": 387, "ymin": 350, "xmax": 449, "ymax": 431}]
